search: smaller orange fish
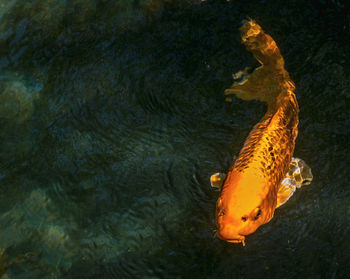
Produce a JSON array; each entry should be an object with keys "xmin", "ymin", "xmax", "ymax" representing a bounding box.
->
[{"xmin": 211, "ymin": 20, "xmax": 313, "ymax": 246}]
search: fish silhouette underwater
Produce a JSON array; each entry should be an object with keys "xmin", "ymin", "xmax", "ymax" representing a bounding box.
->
[{"xmin": 211, "ymin": 20, "xmax": 313, "ymax": 246}]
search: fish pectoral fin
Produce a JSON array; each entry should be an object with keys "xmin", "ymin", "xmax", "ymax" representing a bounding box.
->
[
  {"xmin": 286, "ymin": 157, "xmax": 313, "ymax": 188},
  {"xmin": 276, "ymin": 158, "xmax": 313, "ymax": 208},
  {"xmin": 276, "ymin": 178, "xmax": 296, "ymax": 208},
  {"xmin": 210, "ymin": 172, "xmax": 226, "ymax": 189}
]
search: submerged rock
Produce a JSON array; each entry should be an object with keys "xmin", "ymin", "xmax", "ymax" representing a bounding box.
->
[
  {"xmin": 0, "ymin": 248, "xmax": 30, "ymax": 279},
  {"xmin": 0, "ymin": 74, "xmax": 41, "ymax": 122}
]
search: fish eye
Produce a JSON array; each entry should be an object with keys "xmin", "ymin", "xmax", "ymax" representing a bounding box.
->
[
  {"xmin": 241, "ymin": 215, "xmax": 248, "ymax": 222},
  {"xmin": 254, "ymin": 209, "xmax": 262, "ymax": 220}
]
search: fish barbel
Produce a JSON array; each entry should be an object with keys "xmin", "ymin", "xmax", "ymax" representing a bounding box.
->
[{"xmin": 211, "ymin": 20, "xmax": 312, "ymax": 245}]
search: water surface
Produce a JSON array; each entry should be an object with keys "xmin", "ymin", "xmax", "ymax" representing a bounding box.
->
[{"xmin": 0, "ymin": 0, "xmax": 349, "ymax": 278}]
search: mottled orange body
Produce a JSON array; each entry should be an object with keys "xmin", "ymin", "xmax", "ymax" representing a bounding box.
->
[{"xmin": 216, "ymin": 20, "xmax": 299, "ymax": 245}]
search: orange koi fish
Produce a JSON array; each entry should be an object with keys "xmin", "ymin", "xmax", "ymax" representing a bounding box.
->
[{"xmin": 210, "ymin": 20, "xmax": 313, "ymax": 246}]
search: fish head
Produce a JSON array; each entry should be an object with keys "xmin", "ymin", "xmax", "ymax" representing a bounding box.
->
[{"xmin": 215, "ymin": 171, "xmax": 276, "ymax": 245}]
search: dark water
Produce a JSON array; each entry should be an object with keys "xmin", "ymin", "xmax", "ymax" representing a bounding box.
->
[{"xmin": 0, "ymin": 0, "xmax": 349, "ymax": 278}]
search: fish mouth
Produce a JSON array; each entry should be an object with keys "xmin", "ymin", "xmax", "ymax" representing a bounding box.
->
[
  {"xmin": 216, "ymin": 233, "xmax": 246, "ymax": 246},
  {"xmin": 226, "ymin": 237, "xmax": 246, "ymax": 246}
]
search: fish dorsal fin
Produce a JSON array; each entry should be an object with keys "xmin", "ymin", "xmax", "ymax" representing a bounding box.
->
[
  {"xmin": 210, "ymin": 173, "xmax": 226, "ymax": 189},
  {"xmin": 276, "ymin": 178, "xmax": 296, "ymax": 208}
]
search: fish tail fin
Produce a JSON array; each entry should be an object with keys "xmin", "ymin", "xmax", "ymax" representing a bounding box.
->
[{"xmin": 225, "ymin": 19, "xmax": 294, "ymax": 105}]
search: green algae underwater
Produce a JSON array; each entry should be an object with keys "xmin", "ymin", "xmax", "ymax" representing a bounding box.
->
[{"xmin": 0, "ymin": 0, "xmax": 349, "ymax": 278}]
